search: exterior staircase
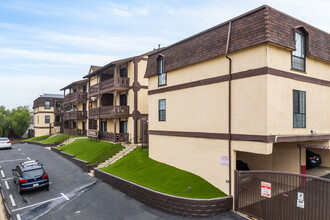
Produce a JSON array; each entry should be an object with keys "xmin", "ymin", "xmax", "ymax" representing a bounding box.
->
[
  {"xmin": 58, "ymin": 136, "xmax": 88, "ymax": 146},
  {"xmin": 95, "ymin": 143, "xmax": 138, "ymax": 169}
]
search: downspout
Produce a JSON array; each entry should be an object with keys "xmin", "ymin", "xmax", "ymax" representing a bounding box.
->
[{"xmin": 225, "ymin": 22, "xmax": 232, "ymax": 196}]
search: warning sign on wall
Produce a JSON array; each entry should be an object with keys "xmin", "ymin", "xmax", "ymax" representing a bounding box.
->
[
  {"xmin": 220, "ymin": 156, "xmax": 229, "ymax": 166},
  {"xmin": 261, "ymin": 181, "xmax": 271, "ymax": 198}
]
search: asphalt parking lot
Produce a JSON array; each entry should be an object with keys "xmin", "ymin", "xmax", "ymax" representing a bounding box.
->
[{"xmin": 0, "ymin": 143, "xmax": 246, "ymax": 220}]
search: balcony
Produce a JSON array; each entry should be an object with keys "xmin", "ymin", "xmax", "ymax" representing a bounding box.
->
[
  {"xmin": 63, "ymin": 128, "xmax": 87, "ymax": 136},
  {"xmin": 99, "ymin": 131, "xmax": 129, "ymax": 142},
  {"xmin": 63, "ymin": 92, "xmax": 87, "ymax": 104},
  {"xmin": 54, "ymin": 107, "xmax": 63, "ymax": 115},
  {"xmin": 63, "ymin": 111, "xmax": 87, "ymax": 120},
  {"xmin": 88, "ymin": 106, "xmax": 129, "ymax": 118},
  {"xmin": 88, "ymin": 77, "xmax": 130, "ymax": 97}
]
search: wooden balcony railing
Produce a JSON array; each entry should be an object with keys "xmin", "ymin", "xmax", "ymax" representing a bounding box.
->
[
  {"xmin": 100, "ymin": 77, "xmax": 130, "ymax": 90},
  {"xmin": 99, "ymin": 132, "xmax": 129, "ymax": 142},
  {"xmin": 89, "ymin": 84, "xmax": 99, "ymax": 96},
  {"xmin": 63, "ymin": 128, "xmax": 87, "ymax": 136},
  {"xmin": 63, "ymin": 92, "xmax": 87, "ymax": 103},
  {"xmin": 54, "ymin": 107, "xmax": 63, "ymax": 114},
  {"xmin": 63, "ymin": 111, "xmax": 87, "ymax": 120},
  {"xmin": 88, "ymin": 106, "xmax": 129, "ymax": 117}
]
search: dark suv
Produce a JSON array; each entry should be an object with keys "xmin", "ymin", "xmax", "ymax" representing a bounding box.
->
[{"xmin": 12, "ymin": 160, "xmax": 49, "ymax": 193}]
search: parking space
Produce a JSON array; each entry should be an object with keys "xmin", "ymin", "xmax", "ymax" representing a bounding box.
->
[
  {"xmin": 0, "ymin": 143, "xmax": 245, "ymax": 220},
  {"xmin": 0, "ymin": 143, "xmax": 95, "ymax": 220}
]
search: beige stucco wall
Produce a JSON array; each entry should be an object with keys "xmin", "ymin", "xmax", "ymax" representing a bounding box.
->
[
  {"xmin": 272, "ymin": 143, "xmax": 300, "ymax": 173},
  {"xmin": 267, "ymin": 74, "xmax": 330, "ymax": 135},
  {"xmin": 267, "ymin": 44, "xmax": 330, "ymax": 81},
  {"xmin": 138, "ymin": 59, "xmax": 148, "ymax": 86},
  {"xmin": 149, "ymin": 135, "xmax": 230, "ymax": 194},
  {"xmin": 232, "ymin": 75, "xmax": 268, "ymax": 135},
  {"xmin": 149, "ymin": 83, "xmax": 228, "ymax": 133},
  {"xmin": 90, "ymin": 76, "xmax": 98, "ymax": 86},
  {"xmin": 35, "ymin": 128, "xmax": 50, "ymax": 137}
]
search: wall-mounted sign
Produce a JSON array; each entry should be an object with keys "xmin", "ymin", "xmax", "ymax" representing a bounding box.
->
[
  {"xmin": 220, "ymin": 156, "xmax": 229, "ymax": 166},
  {"xmin": 261, "ymin": 181, "xmax": 271, "ymax": 198},
  {"xmin": 297, "ymin": 192, "xmax": 304, "ymax": 209}
]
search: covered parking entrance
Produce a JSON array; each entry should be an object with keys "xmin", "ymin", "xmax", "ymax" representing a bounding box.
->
[
  {"xmin": 299, "ymin": 142, "xmax": 330, "ymax": 179},
  {"xmin": 234, "ymin": 170, "xmax": 330, "ymax": 220}
]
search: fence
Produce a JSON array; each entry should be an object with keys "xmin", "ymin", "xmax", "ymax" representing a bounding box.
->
[{"xmin": 235, "ymin": 170, "xmax": 330, "ymax": 220}]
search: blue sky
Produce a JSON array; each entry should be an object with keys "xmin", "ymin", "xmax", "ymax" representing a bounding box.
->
[{"xmin": 0, "ymin": 0, "xmax": 329, "ymax": 110}]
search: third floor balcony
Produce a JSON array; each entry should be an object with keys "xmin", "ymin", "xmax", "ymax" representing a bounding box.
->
[
  {"xmin": 63, "ymin": 92, "xmax": 87, "ymax": 104},
  {"xmin": 89, "ymin": 77, "xmax": 130, "ymax": 96}
]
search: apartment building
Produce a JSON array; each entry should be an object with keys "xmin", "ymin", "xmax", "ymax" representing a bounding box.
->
[
  {"xmin": 61, "ymin": 79, "xmax": 89, "ymax": 136},
  {"xmin": 83, "ymin": 54, "xmax": 149, "ymax": 143},
  {"xmin": 145, "ymin": 5, "xmax": 330, "ymax": 195},
  {"xmin": 33, "ymin": 94, "xmax": 64, "ymax": 137}
]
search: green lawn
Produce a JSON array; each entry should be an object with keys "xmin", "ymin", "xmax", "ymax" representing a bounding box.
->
[
  {"xmin": 58, "ymin": 139, "xmax": 124, "ymax": 164},
  {"xmin": 100, "ymin": 147, "xmax": 226, "ymax": 199},
  {"xmin": 38, "ymin": 134, "xmax": 73, "ymax": 144},
  {"xmin": 23, "ymin": 135, "xmax": 50, "ymax": 142}
]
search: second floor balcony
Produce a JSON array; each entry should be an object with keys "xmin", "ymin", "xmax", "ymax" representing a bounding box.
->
[
  {"xmin": 89, "ymin": 77, "xmax": 130, "ymax": 96},
  {"xmin": 63, "ymin": 92, "xmax": 87, "ymax": 104},
  {"xmin": 63, "ymin": 111, "xmax": 87, "ymax": 120},
  {"xmin": 89, "ymin": 106, "xmax": 129, "ymax": 118}
]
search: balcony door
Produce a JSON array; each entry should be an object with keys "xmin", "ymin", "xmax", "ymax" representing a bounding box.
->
[
  {"xmin": 120, "ymin": 121, "xmax": 127, "ymax": 133},
  {"xmin": 101, "ymin": 121, "xmax": 107, "ymax": 132},
  {"xmin": 120, "ymin": 94, "xmax": 127, "ymax": 106}
]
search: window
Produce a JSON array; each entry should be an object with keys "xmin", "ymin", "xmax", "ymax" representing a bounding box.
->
[
  {"xmin": 45, "ymin": 100, "xmax": 50, "ymax": 109},
  {"xmin": 159, "ymin": 99, "xmax": 166, "ymax": 121},
  {"xmin": 45, "ymin": 115, "xmax": 50, "ymax": 124},
  {"xmin": 157, "ymin": 56, "xmax": 166, "ymax": 86},
  {"xmin": 293, "ymin": 90, "xmax": 306, "ymax": 128},
  {"xmin": 120, "ymin": 94, "xmax": 127, "ymax": 106},
  {"xmin": 292, "ymin": 32, "xmax": 306, "ymax": 71}
]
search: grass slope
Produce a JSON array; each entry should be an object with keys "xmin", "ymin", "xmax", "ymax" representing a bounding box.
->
[
  {"xmin": 23, "ymin": 135, "xmax": 50, "ymax": 142},
  {"xmin": 101, "ymin": 147, "xmax": 226, "ymax": 199},
  {"xmin": 58, "ymin": 139, "xmax": 124, "ymax": 164},
  {"xmin": 38, "ymin": 134, "xmax": 72, "ymax": 144}
]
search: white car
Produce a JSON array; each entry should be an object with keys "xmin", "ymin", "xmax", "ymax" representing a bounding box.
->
[{"xmin": 0, "ymin": 137, "xmax": 12, "ymax": 149}]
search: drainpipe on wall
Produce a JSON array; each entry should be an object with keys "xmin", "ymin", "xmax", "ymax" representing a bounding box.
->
[{"xmin": 225, "ymin": 21, "xmax": 232, "ymax": 196}]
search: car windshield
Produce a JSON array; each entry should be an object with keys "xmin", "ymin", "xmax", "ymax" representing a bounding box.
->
[
  {"xmin": 22, "ymin": 169, "xmax": 44, "ymax": 178},
  {"xmin": 0, "ymin": 138, "xmax": 9, "ymax": 141}
]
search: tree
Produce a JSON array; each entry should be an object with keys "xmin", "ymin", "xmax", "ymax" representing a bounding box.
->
[{"xmin": 0, "ymin": 106, "xmax": 30, "ymax": 138}]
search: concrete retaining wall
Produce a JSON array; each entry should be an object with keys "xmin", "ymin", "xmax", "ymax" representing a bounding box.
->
[{"xmin": 94, "ymin": 169, "xmax": 233, "ymax": 217}]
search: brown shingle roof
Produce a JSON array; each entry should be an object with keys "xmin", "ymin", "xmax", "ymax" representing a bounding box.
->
[
  {"xmin": 60, "ymin": 79, "xmax": 88, "ymax": 91},
  {"xmin": 145, "ymin": 5, "xmax": 329, "ymax": 78}
]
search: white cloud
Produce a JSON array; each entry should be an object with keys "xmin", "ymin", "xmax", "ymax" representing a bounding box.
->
[
  {"xmin": 0, "ymin": 48, "xmax": 114, "ymax": 66},
  {"xmin": 0, "ymin": 73, "xmax": 75, "ymax": 110}
]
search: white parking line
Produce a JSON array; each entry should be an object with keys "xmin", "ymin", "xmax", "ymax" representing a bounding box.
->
[
  {"xmin": 9, "ymin": 194, "xmax": 16, "ymax": 207},
  {"xmin": 1, "ymin": 177, "xmax": 13, "ymax": 181},
  {"xmin": 4, "ymin": 181, "xmax": 9, "ymax": 190},
  {"xmin": 61, "ymin": 193, "xmax": 69, "ymax": 201},
  {"xmin": 0, "ymin": 159, "xmax": 27, "ymax": 163},
  {"xmin": 11, "ymin": 196, "xmax": 64, "ymax": 212},
  {"xmin": 16, "ymin": 214, "xmax": 22, "ymax": 220},
  {"xmin": 27, "ymin": 157, "xmax": 31, "ymax": 160},
  {"xmin": 1, "ymin": 170, "xmax": 5, "ymax": 178},
  {"xmin": 18, "ymin": 149, "xmax": 21, "ymax": 151}
]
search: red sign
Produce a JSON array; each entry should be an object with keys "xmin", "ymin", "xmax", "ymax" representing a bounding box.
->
[{"xmin": 261, "ymin": 181, "xmax": 271, "ymax": 198}]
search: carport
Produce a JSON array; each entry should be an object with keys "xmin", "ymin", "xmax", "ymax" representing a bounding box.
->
[{"xmin": 299, "ymin": 142, "xmax": 330, "ymax": 179}]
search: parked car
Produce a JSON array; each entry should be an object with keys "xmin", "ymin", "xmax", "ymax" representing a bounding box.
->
[
  {"xmin": 12, "ymin": 160, "xmax": 49, "ymax": 193},
  {"xmin": 236, "ymin": 160, "xmax": 251, "ymax": 191},
  {"xmin": 306, "ymin": 150, "xmax": 322, "ymax": 169},
  {"xmin": 236, "ymin": 160, "xmax": 250, "ymax": 171},
  {"xmin": 0, "ymin": 137, "xmax": 11, "ymax": 149}
]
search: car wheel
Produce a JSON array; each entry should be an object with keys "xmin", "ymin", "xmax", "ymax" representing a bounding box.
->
[{"xmin": 18, "ymin": 185, "xmax": 22, "ymax": 194}]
